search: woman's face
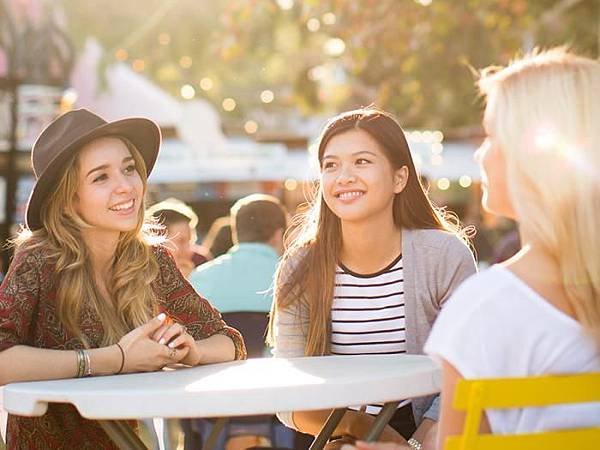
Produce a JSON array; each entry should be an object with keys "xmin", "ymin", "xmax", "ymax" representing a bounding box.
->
[
  {"xmin": 320, "ymin": 129, "xmax": 407, "ymax": 225},
  {"xmin": 475, "ymin": 109, "xmax": 515, "ymax": 219},
  {"xmin": 74, "ymin": 137, "xmax": 144, "ymax": 236}
]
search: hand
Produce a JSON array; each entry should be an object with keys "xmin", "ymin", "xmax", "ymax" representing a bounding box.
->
[
  {"xmin": 151, "ymin": 317, "xmax": 201, "ymax": 366},
  {"xmin": 117, "ymin": 313, "xmax": 190, "ymax": 373},
  {"xmin": 342, "ymin": 441, "xmax": 410, "ymax": 450}
]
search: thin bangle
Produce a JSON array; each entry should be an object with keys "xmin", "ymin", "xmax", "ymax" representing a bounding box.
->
[
  {"xmin": 75, "ymin": 349, "xmax": 85, "ymax": 378},
  {"xmin": 83, "ymin": 349, "xmax": 92, "ymax": 377},
  {"xmin": 115, "ymin": 343, "xmax": 125, "ymax": 374}
]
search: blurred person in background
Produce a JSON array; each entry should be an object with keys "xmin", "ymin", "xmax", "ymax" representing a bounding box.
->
[
  {"xmin": 0, "ymin": 109, "xmax": 246, "ymax": 450},
  {"xmin": 269, "ymin": 108, "xmax": 476, "ymax": 450},
  {"xmin": 202, "ymin": 216, "xmax": 234, "ymax": 259},
  {"xmin": 191, "ymin": 194, "xmax": 288, "ymax": 314},
  {"xmin": 147, "ymin": 197, "xmax": 210, "ymax": 278},
  {"xmin": 349, "ymin": 48, "xmax": 600, "ymax": 450}
]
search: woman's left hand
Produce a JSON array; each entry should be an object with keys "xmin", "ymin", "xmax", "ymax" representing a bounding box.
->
[{"xmin": 152, "ymin": 320, "xmax": 202, "ymax": 366}]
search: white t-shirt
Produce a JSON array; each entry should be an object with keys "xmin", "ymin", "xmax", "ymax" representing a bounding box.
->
[{"xmin": 424, "ymin": 265, "xmax": 600, "ymax": 434}]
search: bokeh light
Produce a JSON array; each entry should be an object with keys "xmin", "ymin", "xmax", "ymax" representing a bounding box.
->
[
  {"xmin": 180, "ymin": 84, "xmax": 196, "ymax": 99},
  {"xmin": 244, "ymin": 120, "xmax": 258, "ymax": 134},
  {"xmin": 222, "ymin": 98, "xmax": 237, "ymax": 111},
  {"xmin": 260, "ymin": 90, "xmax": 274, "ymax": 103},
  {"xmin": 200, "ymin": 77, "xmax": 214, "ymax": 91},
  {"xmin": 459, "ymin": 175, "xmax": 472, "ymax": 188},
  {"xmin": 437, "ymin": 178, "xmax": 450, "ymax": 190},
  {"xmin": 324, "ymin": 38, "xmax": 346, "ymax": 56}
]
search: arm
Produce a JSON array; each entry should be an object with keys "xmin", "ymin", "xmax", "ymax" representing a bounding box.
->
[{"xmin": 0, "ymin": 313, "xmax": 186, "ymax": 385}]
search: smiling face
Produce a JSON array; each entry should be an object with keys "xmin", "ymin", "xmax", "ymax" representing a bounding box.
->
[
  {"xmin": 74, "ymin": 136, "xmax": 144, "ymax": 238},
  {"xmin": 320, "ymin": 129, "xmax": 408, "ymax": 225}
]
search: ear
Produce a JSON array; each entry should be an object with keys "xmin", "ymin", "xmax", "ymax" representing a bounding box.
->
[{"xmin": 393, "ymin": 165, "xmax": 409, "ymax": 194}]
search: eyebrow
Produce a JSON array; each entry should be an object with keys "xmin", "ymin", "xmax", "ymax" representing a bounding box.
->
[
  {"xmin": 322, "ymin": 150, "xmax": 378, "ymax": 159},
  {"xmin": 86, "ymin": 156, "xmax": 135, "ymax": 177}
]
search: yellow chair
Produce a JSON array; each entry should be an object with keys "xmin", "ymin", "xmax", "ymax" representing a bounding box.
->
[{"xmin": 445, "ymin": 372, "xmax": 600, "ymax": 450}]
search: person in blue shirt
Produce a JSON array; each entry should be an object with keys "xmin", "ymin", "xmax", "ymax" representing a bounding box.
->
[{"xmin": 190, "ymin": 193, "xmax": 288, "ymax": 314}]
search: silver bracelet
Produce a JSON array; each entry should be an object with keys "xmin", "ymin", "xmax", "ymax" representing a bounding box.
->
[
  {"xmin": 408, "ymin": 438, "xmax": 422, "ymax": 450},
  {"xmin": 83, "ymin": 349, "xmax": 92, "ymax": 377},
  {"xmin": 75, "ymin": 349, "xmax": 85, "ymax": 378}
]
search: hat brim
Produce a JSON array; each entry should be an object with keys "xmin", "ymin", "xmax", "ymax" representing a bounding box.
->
[{"xmin": 25, "ymin": 117, "xmax": 161, "ymax": 230}]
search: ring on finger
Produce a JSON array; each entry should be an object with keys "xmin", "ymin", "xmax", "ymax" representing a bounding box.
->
[{"xmin": 168, "ymin": 347, "xmax": 177, "ymax": 358}]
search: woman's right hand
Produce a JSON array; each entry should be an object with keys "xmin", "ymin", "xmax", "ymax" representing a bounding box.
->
[{"xmin": 116, "ymin": 313, "xmax": 190, "ymax": 373}]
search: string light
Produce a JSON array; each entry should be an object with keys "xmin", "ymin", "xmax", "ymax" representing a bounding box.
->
[
  {"xmin": 431, "ymin": 143, "xmax": 443, "ymax": 155},
  {"xmin": 180, "ymin": 84, "xmax": 196, "ymax": 99},
  {"xmin": 115, "ymin": 49, "xmax": 128, "ymax": 61},
  {"xmin": 437, "ymin": 178, "xmax": 450, "ymax": 190},
  {"xmin": 222, "ymin": 98, "xmax": 237, "ymax": 111},
  {"xmin": 307, "ymin": 18, "xmax": 320, "ymax": 32},
  {"xmin": 179, "ymin": 56, "xmax": 192, "ymax": 69},
  {"xmin": 244, "ymin": 120, "xmax": 258, "ymax": 134},
  {"xmin": 132, "ymin": 59, "xmax": 145, "ymax": 72},
  {"xmin": 200, "ymin": 77, "xmax": 213, "ymax": 91},
  {"xmin": 459, "ymin": 175, "xmax": 472, "ymax": 188},
  {"xmin": 284, "ymin": 179, "xmax": 298, "ymax": 191},
  {"xmin": 322, "ymin": 12, "xmax": 336, "ymax": 25},
  {"xmin": 276, "ymin": 0, "xmax": 294, "ymax": 10},
  {"xmin": 260, "ymin": 90, "xmax": 274, "ymax": 103},
  {"xmin": 324, "ymin": 38, "xmax": 345, "ymax": 56}
]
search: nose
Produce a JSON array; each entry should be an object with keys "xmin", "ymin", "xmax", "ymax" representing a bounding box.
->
[
  {"xmin": 113, "ymin": 172, "xmax": 135, "ymax": 193},
  {"xmin": 337, "ymin": 163, "xmax": 356, "ymax": 184}
]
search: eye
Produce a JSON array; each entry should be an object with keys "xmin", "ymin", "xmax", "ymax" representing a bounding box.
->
[
  {"xmin": 356, "ymin": 158, "xmax": 371, "ymax": 165},
  {"xmin": 92, "ymin": 173, "xmax": 108, "ymax": 183},
  {"xmin": 322, "ymin": 161, "xmax": 337, "ymax": 170},
  {"xmin": 124, "ymin": 164, "xmax": 137, "ymax": 175}
]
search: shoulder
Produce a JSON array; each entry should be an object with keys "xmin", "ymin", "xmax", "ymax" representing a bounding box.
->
[
  {"xmin": 439, "ymin": 266, "xmax": 514, "ymax": 318},
  {"xmin": 406, "ymin": 228, "xmax": 473, "ymax": 260},
  {"xmin": 11, "ymin": 244, "xmax": 55, "ymax": 273},
  {"xmin": 406, "ymin": 228, "xmax": 465, "ymax": 249}
]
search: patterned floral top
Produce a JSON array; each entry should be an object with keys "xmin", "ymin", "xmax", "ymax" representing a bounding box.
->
[{"xmin": 0, "ymin": 245, "xmax": 246, "ymax": 450}]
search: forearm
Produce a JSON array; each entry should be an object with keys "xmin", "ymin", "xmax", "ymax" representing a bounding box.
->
[
  {"xmin": 195, "ymin": 334, "xmax": 236, "ymax": 364},
  {"xmin": 292, "ymin": 410, "xmax": 406, "ymax": 443},
  {"xmin": 411, "ymin": 418, "xmax": 437, "ymax": 450},
  {"xmin": 0, "ymin": 345, "xmax": 121, "ymax": 385}
]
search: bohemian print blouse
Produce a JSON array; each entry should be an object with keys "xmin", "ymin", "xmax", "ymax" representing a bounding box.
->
[{"xmin": 0, "ymin": 245, "xmax": 246, "ymax": 450}]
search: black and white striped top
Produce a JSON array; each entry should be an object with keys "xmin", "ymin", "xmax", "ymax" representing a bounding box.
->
[{"xmin": 331, "ymin": 254, "xmax": 410, "ymax": 413}]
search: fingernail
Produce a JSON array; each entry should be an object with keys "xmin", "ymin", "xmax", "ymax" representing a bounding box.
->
[
  {"xmin": 168, "ymin": 342, "xmax": 175, "ymax": 348},
  {"xmin": 159, "ymin": 338, "xmax": 166, "ymax": 345},
  {"xmin": 157, "ymin": 313, "xmax": 166, "ymax": 321}
]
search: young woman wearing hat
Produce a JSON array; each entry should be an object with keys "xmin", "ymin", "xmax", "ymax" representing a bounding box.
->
[
  {"xmin": 269, "ymin": 108, "xmax": 476, "ymax": 449},
  {"xmin": 0, "ymin": 109, "xmax": 246, "ymax": 449}
]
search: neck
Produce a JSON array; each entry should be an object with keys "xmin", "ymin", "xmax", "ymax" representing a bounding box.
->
[
  {"xmin": 503, "ymin": 227, "xmax": 577, "ymax": 318},
  {"xmin": 81, "ymin": 229, "xmax": 120, "ymax": 280},
  {"xmin": 339, "ymin": 214, "xmax": 401, "ymax": 274}
]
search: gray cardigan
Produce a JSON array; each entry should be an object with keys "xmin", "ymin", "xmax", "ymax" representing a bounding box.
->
[{"xmin": 273, "ymin": 228, "xmax": 477, "ymax": 428}]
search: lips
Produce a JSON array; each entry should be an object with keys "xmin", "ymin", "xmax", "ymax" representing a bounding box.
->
[
  {"xmin": 335, "ymin": 190, "xmax": 365, "ymax": 200},
  {"xmin": 109, "ymin": 199, "xmax": 135, "ymax": 212}
]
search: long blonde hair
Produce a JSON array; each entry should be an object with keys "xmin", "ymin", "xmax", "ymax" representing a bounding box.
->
[
  {"xmin": 268, "ymin": 108, "xmax": 464, "ymax": 355},
  {"xmin": 479, "ymin": 47, "xmax": 600, "ymax": 345},
  {"xmin": 15, "ymin": 138, "xmax": 161, "ymax": 347}
]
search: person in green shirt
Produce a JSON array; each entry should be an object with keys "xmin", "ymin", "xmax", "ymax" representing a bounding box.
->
[{"xmin": 190, "ymin": 194, "xmax": 288, "ymax": 313}]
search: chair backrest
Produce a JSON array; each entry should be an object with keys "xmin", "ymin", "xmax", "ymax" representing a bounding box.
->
[
  {"xmin": 445, "ymin": 372, "xmax": 600, "ymax": 450},
  {"xmin": 222, "ymin": 311, "xmax": 269, "ymax": 358}
]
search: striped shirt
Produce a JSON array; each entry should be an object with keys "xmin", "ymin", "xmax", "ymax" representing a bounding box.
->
[{"xmin": 331, "ymin": 254, "xmax": 410, "ymax": 413}]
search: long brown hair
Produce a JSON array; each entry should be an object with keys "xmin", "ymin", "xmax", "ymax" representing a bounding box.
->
[
  {"xmin": 14, "ymin": 137, "xmax": 162, "ymax": 347},
  {"xmin": 269, "ymin": 108, "xmax": 463, "ymax": 356}
]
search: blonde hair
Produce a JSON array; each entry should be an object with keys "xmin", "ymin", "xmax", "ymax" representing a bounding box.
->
[
  {"xmin": 479, "ymin": 47, "xmax": 600, "ymax": 344},
  {"xmin": 268, "ymin": 108, "xmax": 466, "ymax": 355},
  {"xmin": 15, "ymin": 137, "xmax": 162, "ymax": 347}
]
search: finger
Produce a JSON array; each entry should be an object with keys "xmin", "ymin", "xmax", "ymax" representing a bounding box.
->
[
  {"xmin": 151, "ymin": 323, "xmax": 170, "ymax": 342},
  {"xmin": 139, "ymin": 313, "xmax": 168, "ymax": 335},
  {"xmin": 167, "ymin": 333, "xmax": 193, "ymax": 349},
  {"xmin": 160, "ymin": 323, "xmax": 186, "ymax": 346},
  {"xmin": 353, "ymin": 442, "xmax": 399, "ymax": 450}
]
